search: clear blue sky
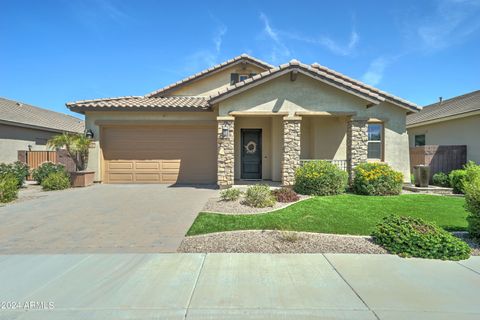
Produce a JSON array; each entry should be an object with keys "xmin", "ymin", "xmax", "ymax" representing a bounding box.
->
[{"xmin": 1, "ymin": 0, "xmax": 479, "ymax": 118}]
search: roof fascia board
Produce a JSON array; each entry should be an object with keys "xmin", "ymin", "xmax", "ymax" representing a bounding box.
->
[
  {"xmin": 0, "ymin": 119, "xmax": 72, "ymax": 133},
  {"xmin": 407, "ymin": 109, "xmax": 480, "ymax": 128}
]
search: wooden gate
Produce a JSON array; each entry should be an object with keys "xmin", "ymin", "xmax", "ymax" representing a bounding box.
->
[
  {"xmin": 21, "ymin": 151, "xmax": 57, "ymax": 180},
  {"xmin": 18, "ymin": 150, "xmax": 78, "ymax": 180},
  {"xmin": 410, "ymin": 145, "xmax": 467, "ymax": 180}
]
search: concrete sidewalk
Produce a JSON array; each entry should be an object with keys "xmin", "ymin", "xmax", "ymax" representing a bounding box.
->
[{"xmin": 0, "ymin": 254, "xmax": 479, "ymax": 319}]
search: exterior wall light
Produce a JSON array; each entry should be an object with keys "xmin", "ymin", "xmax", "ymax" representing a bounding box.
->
[
  {"xmin": 221, "ymin": 124, "xmax": 230, "ymax": 139},
  {"xmin": 85, "ymin": 129, "xmax": 94, "ymax": 139}
]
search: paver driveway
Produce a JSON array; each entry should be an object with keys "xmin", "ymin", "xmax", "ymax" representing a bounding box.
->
[{"xmin": 0, "ymin": 184, "xmax": 217, "ymax": 253}]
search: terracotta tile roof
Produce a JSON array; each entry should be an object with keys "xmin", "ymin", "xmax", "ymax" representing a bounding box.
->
[
  {"xmin": 66, "ymin": 96, "xmax": 211, "ymax": 113},
  {"xmin": 407, "ymin": 90, "xmax": 480, "ymax": 126},
  {"xmin": 208, "ymin": 59, "xmax": 419, "ymax": 112},
  {"xmin": 0, "ymin": 97, "xmax": 84, "ymax": 133},
  {"xmin": 145, "ymin": 54, "xmax": 274, "ymax": 98}
]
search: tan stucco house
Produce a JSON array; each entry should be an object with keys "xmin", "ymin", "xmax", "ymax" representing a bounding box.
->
[
  {"xmin": 0, "ymin": 97, "xmax": 84, "ymax": 163},
  {"xmin": 407, "ymin": 90, "xmax": 480, "ymax": 164},
  {"xmin": 67, "ymin": 54, "xmax": 419, "ymax": 187}
]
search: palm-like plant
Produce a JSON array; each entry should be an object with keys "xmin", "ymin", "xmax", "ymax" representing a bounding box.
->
[{"xmin": 47, "ymin": 133, "xmax": 91, "ymax": 171}]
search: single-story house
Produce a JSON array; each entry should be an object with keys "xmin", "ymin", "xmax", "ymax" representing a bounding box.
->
[
  {"xmin": 407, "ymin": 90, "xmax": 480, "ymax": 164},
  {"xmin": 67, "ymin": 54, "xmax": 419, "ymax": 187},
  {"xmin": 0, "ymin": 97, "xmax": 85, "ymax": 163}
]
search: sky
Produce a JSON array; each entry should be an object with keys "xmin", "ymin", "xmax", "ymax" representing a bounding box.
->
[{"xmin": 1, "ymin": 0, "xmax": 480, "ymax": 119}]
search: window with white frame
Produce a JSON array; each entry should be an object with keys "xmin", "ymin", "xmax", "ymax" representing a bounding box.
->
[
  {"xmin": 239, "ymin": 74, "xmax": 249, "ymax": 82},
  {"xmin": 367, "ymin": 123, "xmax": 382, "ymax": 159}
]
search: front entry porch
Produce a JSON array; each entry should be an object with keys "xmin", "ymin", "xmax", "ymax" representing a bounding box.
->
[{"xmin": 216, "ymin": 114, "xmax": 370, "ymax": 188}]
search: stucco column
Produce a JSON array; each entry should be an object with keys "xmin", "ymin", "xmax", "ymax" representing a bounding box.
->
[
  {"xmin": 282, "ymin": 116, "xmax": 301, "ymax": 186},
  {"xmin": 347, "ymin": 118, "xmax": 368, "ymax": 183},
  {"xmin": 217, "ymin": 116, "xmax": 235, "ymax": 188}
]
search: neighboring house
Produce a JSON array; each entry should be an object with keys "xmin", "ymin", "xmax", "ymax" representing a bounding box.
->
[
  {"xmin": 407, "ymin": 90, "xmax": 480, "ymax": 164},
  {"xmin": 67, "ymin": 54, "xmax": 419, "ymax": 187},
  {"xmin": 0, "ymin": 97, "xmax": 85, "ymax": 163}
]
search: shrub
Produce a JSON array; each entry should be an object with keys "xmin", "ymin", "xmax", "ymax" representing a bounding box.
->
[
  {"xmin": 272, "ymin": 187, "xmax": 300, "ymax": 203},
  {"xmin": 353, "ymin": 162, "xmax": 403, "ymax": 196},
  {"xmin": 41, "ymin": 171, "xmax": 71, "ymax": 191},
  {"xmin": 0, "ymin": 173, "xmax": 19, "ymax": 203},
  {"xmin": 294, "ymin": 161, "xmax": 348, "ymax": 196},
  {"xmin": 32, "ymin": 162, "xmax": 66, "ymax": 184},
  {"xmin": 220, "ymin": 188, "xmax": 242, "ymax": 201},
  {"xmin": 0, "ymin": 161, "xmax": 29, "ymax": 187},
  {"xmin": 243, "ymin": 184, "xmax": 275, "ymax": 208},
  {"xmin": 449, "ymin": 169, "xmax": 467, "ymax": 194},
  {"xmin": 372, "ymin": 215, "xmax": 471, "ymax": 261},
  {"xmin": 432, "ymin": 172, "xmax": 450, "ymax": 187},
  {"xmin": 464, "ymin": 165, "xmax": 480, "ymax": 239}
]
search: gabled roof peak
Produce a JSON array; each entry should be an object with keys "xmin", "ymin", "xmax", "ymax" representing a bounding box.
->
[{"xmin": 146, "ymin": 54, "xmax": 273, "ymax": 98}]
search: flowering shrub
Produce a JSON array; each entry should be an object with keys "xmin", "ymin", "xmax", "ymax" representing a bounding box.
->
[
  {"xmin": 294, "ymin": 161, "xmax": 347, "ymax": 196},
  {"xmin": 353, "ymin": 162, "xmax": 403, "ymax": 196}
]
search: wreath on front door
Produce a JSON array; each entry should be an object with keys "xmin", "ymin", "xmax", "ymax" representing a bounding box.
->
[{"xmin": 244, "ymin": 141, "xmax": 257, "ymax": 154}]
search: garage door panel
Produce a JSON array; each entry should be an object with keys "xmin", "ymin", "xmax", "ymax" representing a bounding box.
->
[
  {"xmin": 108, "ymin": 173, "xmax": 134, "ymax": 183},
  {"xmin": 102, "ymin": 126, "xmax": 216, "ymax": 184},
  {"xmin": 135, "ymin": 161, "xmax": 160, "ymax": 170},
  {"xmin": 107, "ymin": 162, "xmax": 134, "ymax": 170},
  {"xmin": 135, "ymin": 173, "xmax": 162, "ymax": 182}
]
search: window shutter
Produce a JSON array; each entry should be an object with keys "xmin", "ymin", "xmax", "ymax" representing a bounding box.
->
[
  {"xmin": 230, "ymin": 73, "xmax": 239, "ymax": 85},
  {"xmin": 249, "ymin": 73, "xmax": 256, "ymax": 78}
]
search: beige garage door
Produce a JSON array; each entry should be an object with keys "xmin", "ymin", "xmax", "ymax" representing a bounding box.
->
[{"xmin": 101, "ymin": 125, "xmax": 217, "ymax": 184}]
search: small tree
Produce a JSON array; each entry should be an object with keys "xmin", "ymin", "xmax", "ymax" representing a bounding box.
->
[{"xmin": 47, "ymin": 133, "xmax": 91, "ymax": 171}]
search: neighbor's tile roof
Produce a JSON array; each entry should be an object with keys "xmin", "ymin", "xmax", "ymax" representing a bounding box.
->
[
  {"xmin": 407, "ymin": 90, "xmax": 480, "ymax": 126},
  {"xmin": 145, "ymin": 54, "xmax": 274, "ymax": 98},
  {"xmin": 0, "ymin": 97, "xmax": 84, "ymax": 133},
  {"xmin": 208, "ymin": 59, "xmax": 419, "ymax": 112},
  {"xmin": 66, "ymin": 96, "xmax": 210, "ymax": 113}
]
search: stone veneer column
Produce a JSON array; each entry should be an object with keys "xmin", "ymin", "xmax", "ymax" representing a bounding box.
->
[
  {"xmin": 347, "ymin": 118, "xmax": 368, "ymax": 183},
  {"xmin": 217, "ymin": 117, "xmax": 235, "ymax": 188},
  {"xmin": 282, "ymin": 116, "xmax": 301, "ymax": 186}
]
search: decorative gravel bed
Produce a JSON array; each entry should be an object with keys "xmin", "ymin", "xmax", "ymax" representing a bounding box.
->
[
  {"xmin": 179, "ymin": 230, "xmax": 480, "ymax": 256},
  {"xmin": 454, "ymin": 232, "xmax": 480, "ymax": 256},
  {"xmin": 178, "ymin": 230, "xmax": 388, "ymax": 254},
  {"xmin": 202, "ymin": 195, "xmax": 310, "ymax": 215}
]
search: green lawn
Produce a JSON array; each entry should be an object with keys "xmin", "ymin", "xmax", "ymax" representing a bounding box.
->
[{"xmin": 187, "ymin": 194, "xmax": 468, "ymax": 236}]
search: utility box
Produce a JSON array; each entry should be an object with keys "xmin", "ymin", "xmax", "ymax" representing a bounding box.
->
[{"xmin": 413, "ymin": 165, "xmax": 430, "ymax": 187}]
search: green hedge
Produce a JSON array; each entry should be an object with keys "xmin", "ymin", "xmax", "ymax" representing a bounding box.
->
[
  {"xmin": 32, "ymin": 162, "xmax": 66, "ymax": 184},
  {"xmin": 449, "ymin": 169, "xmax": 467, "ymax": 194},
  {"xmin": 0, "ymin": 161, "xmax": 29, "ymax": 188},
  {"xmin": 372, "ymin": 215, "xmax": 471, "ymax": 261},
  {"xmin": 0, "ymin": 173, "xmax": 19, "ymax": 203},
  {"xmin": 41, "ymin": 171, "xmax": 71, "ymax": 191},
  {"xmin": 432, "ymin": 172, "xmax": 450, "ymax": 187},
  {"xmin": 294, "ymin": 161, "xmax": 347, "ymax": 196},
  {"xmin": 463, "ymin": 163, "xmax": 480, "ymax": 239},
  {"xmin": 353, "ymin": 162, "xmax": 403, "ymax": 196}
]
